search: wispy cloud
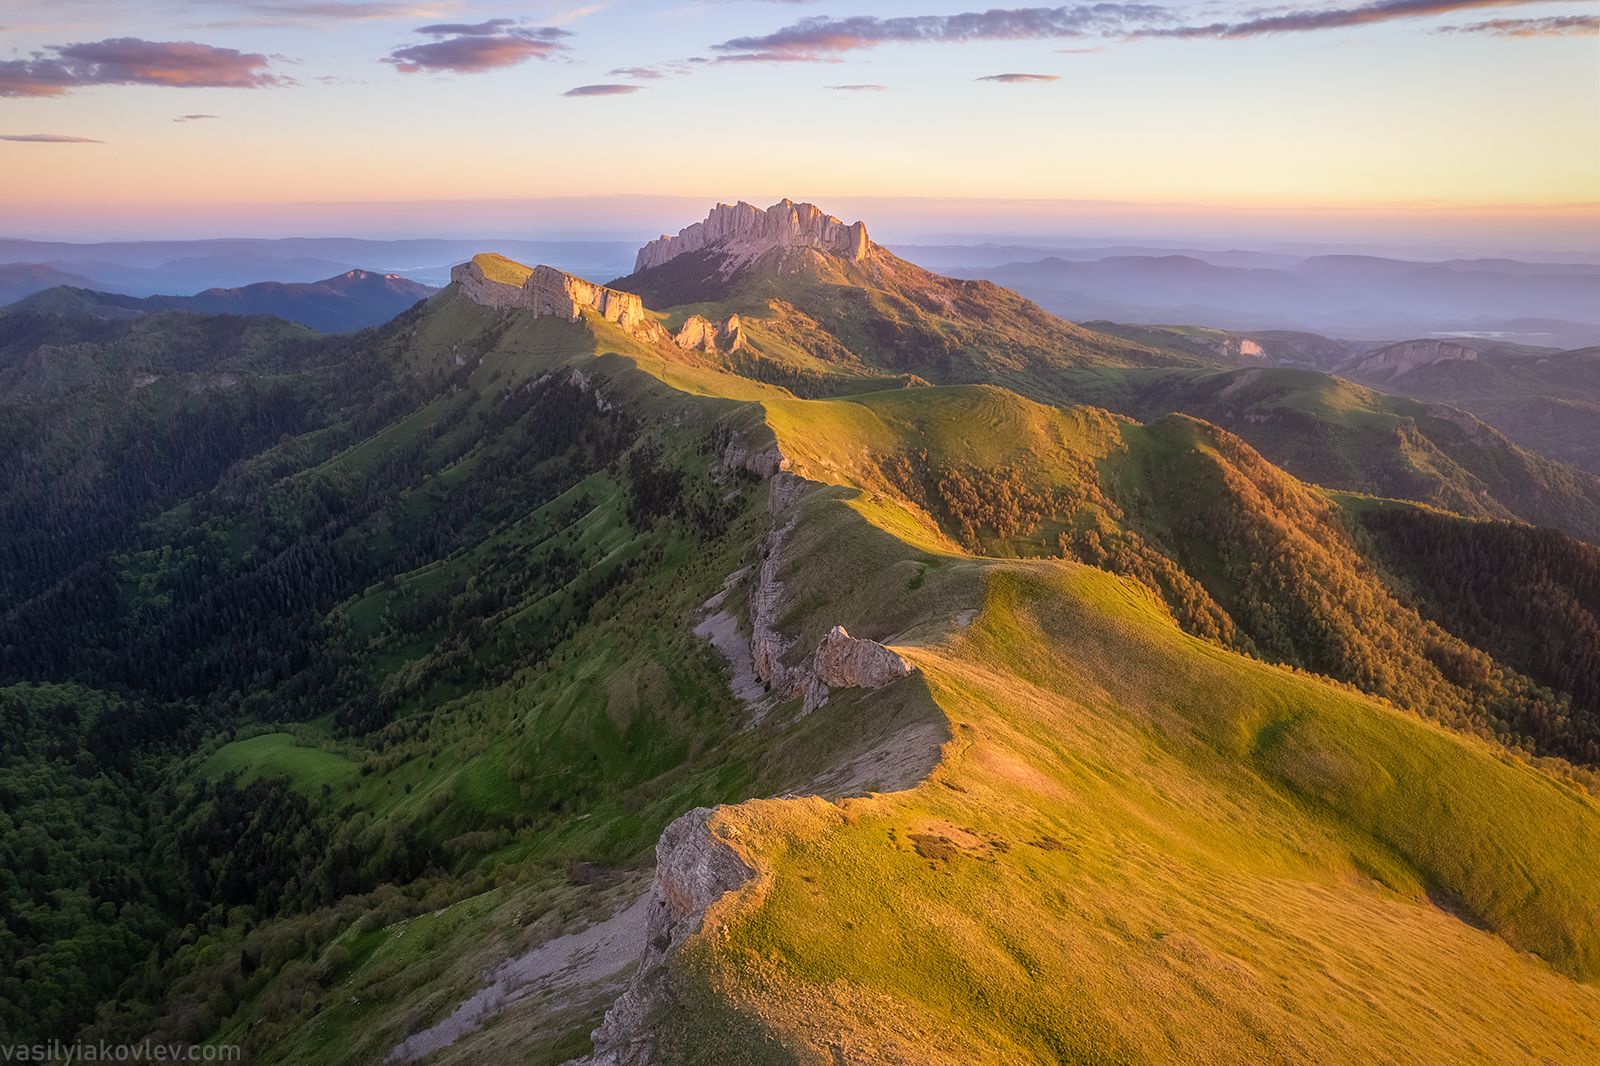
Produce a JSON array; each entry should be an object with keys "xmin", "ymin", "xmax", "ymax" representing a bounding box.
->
[
  {"xmin": 826, "ymin": 82, "xmax": 888, "ymax": 90},
  {"xmin": 0, "ymin": 38, "xmax": 285, "ymax": 97},
  {"xmin": 710, "ymin": 1, "xmax": 1582, "ymax": 63},
  {"xmin": 711, "ymin": 5, "xmax": 1167, "ymax": 62},
  {"xmin": 384, "ymin": 19, "xmax": 569, "ymax": 74},
  {"xmin": 174, "ymin": 113, "xmax": 219, "ymax": 121},
  {"xmin": 562, "ymin": 83, "xmax": 641, "ymax": 96},
  {"xmin": 977, "ymin": 72, "xmax": 1060, "ymax": 83},
  {"xmin": 549, "ymin": 4, "xmax": 610, "ymax": 25},
  {"xmin": 198, "ymin": 1, "xmax": 458, "ymax": 29},
  {"xmin": 1143, "ymin": 0, "xmax": 1577, "ymax": 40},
  {"xmin": 1, "ymin": 133, "xmax": 103, "ymax": 142},
  {"xmin": 609, "ymin": 65, "xmax": 667, "ymax": 79},
  {"xmin": 1437, "ymin": 13, "xmax": 1599, "ymax": 36}
]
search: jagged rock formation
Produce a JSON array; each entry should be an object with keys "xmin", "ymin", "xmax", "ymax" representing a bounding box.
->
[
  {"xmin": 1344, "ymin": 339, "xmax": 1478, "ymax": 380},
  {"xmin": 576, "ymin": 808, "xmax": 755, "ymax": 1066},
  {"xmin": 452, "ymin": 254, "xmax": 761, "ymax": 360},
  {"xmin": 804, "ymin": 625, "xmax": 913, "ymax": 708},
  {"xmin": 790, "ymin": 625, "xmax": 912, "ymax": 714},
  {"xmin": 673, "ymin": 313, "xmax": 746, "ymax": 354},
  {"xmin": 634, "ymin": 199, "xmax": 871, "ymax": 274},
  {"xmin": 1205, "ymin": 336, "xmax": 1264, "ymax": 359},
  {"xmin": 719, "ymin": 434, "xmax": 789, "ymax": 481},
  {"xmin": 580, "ymin": 443, "xmax": 919, "ymax": 1062},
  {"xmin": 453, "ymin": 257, "xmax": 650, "ymax": 329},
  {"xmin": 725, "ymin": 435, "xmax": 914, "ymax": 713}
]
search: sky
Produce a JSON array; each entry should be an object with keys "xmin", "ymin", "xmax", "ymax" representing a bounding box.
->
[{"xmin": 1, "ymin": 0, "xmax": 1597, "ymax": 250}]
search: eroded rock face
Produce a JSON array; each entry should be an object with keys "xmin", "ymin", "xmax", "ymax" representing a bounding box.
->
[
  {"xmin": 527, "ymin": 266, "xmax": 648, "ymax": 329},
  {"xmin": 747, "ymin": 524, "xmax": 913, "ymax": 714},
  {"xmin": 812, "ymin": 625, "xmax": 911, "ymax": 692},
  {"xmin": 673, "ymin": 313, "xmax": 746, "ymax": 354},
  {"xmin": 452, "ymin": 259, "xmax": 650, "ymax": 328},
  {"xmin": 1345, "ymin": 339, "xmax": 1478, "ymax": 379},
  {"xmin": 453, "ymin": 257, "xmax": 753, "ymax": 361},
  {"xmin": 720, "ymin": 435, "xmax": 790, "ymax": 480},
  {"xmin": 452, "ymin": 257, "xmax": 529, "ymax": 309},
  {"xmin": 635, "ymin": 199, "xmax": 871, "ymax": 273},
  {"xmin": 577, "ymin": 809, "xmax": 754, "ymax": 1066},
  {"xmin": 579, "ymin": 443, "xmax": 919, "ymax": 1063}
]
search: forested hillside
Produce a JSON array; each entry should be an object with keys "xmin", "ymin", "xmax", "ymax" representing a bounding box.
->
[{"xmin": 1, "ymin": 224, "xmax": 1596, "ymax": 1063}]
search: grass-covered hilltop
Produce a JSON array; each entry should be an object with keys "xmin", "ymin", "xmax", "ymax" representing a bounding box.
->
[{"xmin": 1, "ymin": 201, "xmax": 1598, "ymax": 1064}]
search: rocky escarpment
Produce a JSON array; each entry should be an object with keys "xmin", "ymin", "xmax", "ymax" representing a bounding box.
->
[
  {"xmin": 1205, "ymin": 335, "xmax": 1264, "ymax": 360},
  {"xmin": 726, "ymin": 435, "xmax": 914, "ymax": 714},
  {"xmin": 634, "ymin": 199, "xmax": 872, "ymax": 274},
  {"xmin": 576, "ymin": 809, "xmax": 755, "ymax": 1066},
  {"xmin": 577, "ymin": 435, "xmax": 926, "ymax": 1062},
  {"xmin": 673, "ymin": 313, "xmax": 746, "ymax": 354},
  {"xmin": 454, "ymin": 255, "xmax": 757, "ymax": 359},
  {"xmin": 1343, "ymin": 339, "xmax": 1478, "ymax": 381},
  {"xmin": 453, "ymin": 257, "xmax": 652, "ymax": 329}
]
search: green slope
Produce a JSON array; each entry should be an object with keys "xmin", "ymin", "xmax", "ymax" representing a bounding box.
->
[
  {"xmin": 2, "ymin": 258, "xmax": 1597, "ymax": 1064},
  {"xmin": 616, "ymin": 437, "xmax": 1600, "ymax": 1064},
  {"xmin": 614, "ymin": 240, "xmax": 1600, "ymax": 545}
]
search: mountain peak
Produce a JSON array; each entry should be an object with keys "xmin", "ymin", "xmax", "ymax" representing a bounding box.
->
[{"xmin": 634, "ymin": 199, "xmax": 871, "ymax": 274}]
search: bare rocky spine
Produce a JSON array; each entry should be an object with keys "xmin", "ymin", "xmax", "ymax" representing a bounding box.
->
[{"xmin": 635, "ymin": 199, "xmax": 871, "ymax": 274}]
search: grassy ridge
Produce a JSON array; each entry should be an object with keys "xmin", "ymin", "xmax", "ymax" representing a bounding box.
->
[
  {"xmin": 657, "ymin": 481, "xmax": 1600, "ymax": 1063},
  {"xmin": 7, "ymin": 260, "xmax": 1598, "ymax": 1062}
]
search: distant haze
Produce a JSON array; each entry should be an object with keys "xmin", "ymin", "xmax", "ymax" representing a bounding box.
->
[{"xmin": 3, "ymin": 196, "xmax": 1597, "ymax": 264}]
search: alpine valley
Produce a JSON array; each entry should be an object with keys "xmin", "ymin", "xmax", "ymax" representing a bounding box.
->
[{"xmin": 3, "ymin": 200, "xmax": 1598, "ymax": 1065}]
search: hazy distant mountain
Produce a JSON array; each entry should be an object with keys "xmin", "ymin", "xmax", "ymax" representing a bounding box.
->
[
  {"xmin": 0, "ymin": 263, "xmax": 102, "ymax": 305},
  {"xmin": 0, "ymin": 237, "xmax": 638, "ymax": 296},
  {"xmin": 1336, "ymin": 338, "xmax": 1600, "ymax": 475},
  {"xmin": 7, "ymin": 270, "xmax": 436, "ymax": 333},
  {"xmin": 892, "ymin": 242, "xmax": 1303, "ymax": 271},
  {"xmin": 944, "ymin": 250, "xmax": 1600, "ymax": 346}
]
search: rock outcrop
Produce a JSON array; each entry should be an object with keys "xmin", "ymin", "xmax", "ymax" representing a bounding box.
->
[
  {"xmin": 793, "ymin": 626, "xmax": 912, "ymax": 714},
  {"xmin": 673, "ymin": 313, "xmax": 746, "ymax": 354},
  {"xmin": 812, "ymin": 625, "xmax": 912, "ymax": 691},
  {"xmin": 577, "ymin": 808, "xmax": 755, "ymax": 1066},
  {"xmin": 453, "ymin": 254, "xmax": 759, "ymax": 362},
  {"xmin": 634, "ymin": 199, "xmax": 872, "ymax": 274},
  {"xmin": 1344, "ymin": 339, "xmax": 1478, "ymax": 380},
  {"xmin": 453, "ymin": 257, "xmax": 651, "ymax": 330},
  {"xmin": 733, "ymin": 448, "xmax": 913, "ymax": 714},
  {"xmin": 719, "ymin": 434, "xmax": 789, "ymax": 480},
  {"xmin": 1204, "ymin": 335, "xmax": 1264, "ymax": 359}
]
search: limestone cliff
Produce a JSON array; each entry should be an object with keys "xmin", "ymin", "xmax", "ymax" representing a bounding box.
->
[
  {"xmin": 728, "ymin": 436, "xmax": 913, "ymax": 713},
  {"xmin": 1344, "ymin": 339, "xmax": 1478, "ymax": 380},
  {"xmin": 673, "ymin": 313, "xmax": 746, "ymax": 354},
  {"xmin": 452, "ymin": 257, "xmax": 650, "ymax": 329},
  {"xmin": 576, "ymin": 808, "xmax": 754, "ymax": 1066},
  {"xmin": 576, "ymin": 439, "xmax": 919, "ymax": 1064},
  {"xmin": 455, "ymin": 255, "xmax": 757, "ymax": 358},
  {"xmin": 634, "ymin": 199, "xmax": 872, "ymax": 274}
]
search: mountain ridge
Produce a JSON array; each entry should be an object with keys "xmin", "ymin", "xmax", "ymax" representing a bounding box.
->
[
  {"xmin": 5, "ymin": 269, "xmax": 435, "ymax": 333},
  {"xmin": 3, "ymin": 204, "xmax": 1599, "ymax": 1063}
]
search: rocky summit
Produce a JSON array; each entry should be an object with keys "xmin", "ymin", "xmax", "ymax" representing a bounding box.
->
[{"xmin": 634, "ymin": 199, "xmax": 872, "ymax": 274}]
